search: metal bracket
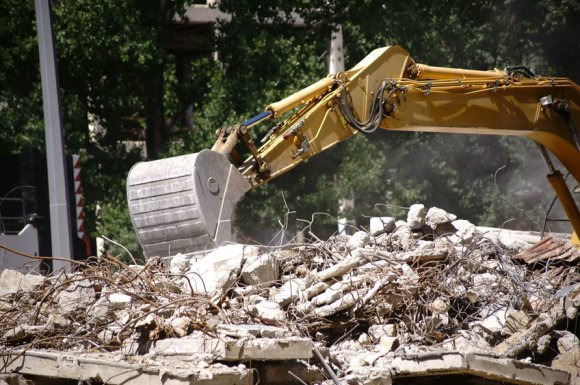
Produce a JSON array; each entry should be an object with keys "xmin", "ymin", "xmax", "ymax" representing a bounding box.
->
[
  {"xmin": 283, "ymin": 119, "xmax": 305, "ymax": 140},
  {"xmin": 540, "ymin": 95, "xmax": 580, "ymax": 151},
  {"xmin": 291, "ymin": 135, "xmax": 311, "ymax": 159}
]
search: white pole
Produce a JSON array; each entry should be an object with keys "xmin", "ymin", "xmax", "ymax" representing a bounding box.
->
[
  {"xmin": 329, "ymin": 26, "xmax": 351, "ymax": 235},
  {"xmin": 329, "ymin": 25, "xmax": 344, "ymax": 73}
]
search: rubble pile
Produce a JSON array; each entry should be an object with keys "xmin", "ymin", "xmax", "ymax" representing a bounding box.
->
[{"xmin": 1, "ymin": 203, "xmax": 580, "ymax": 384}]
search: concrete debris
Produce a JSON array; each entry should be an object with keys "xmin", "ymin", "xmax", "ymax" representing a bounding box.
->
[
  {"xmin": 369, "ymin": 216, "xmax": 396, "ymax": 235},
  {"xmin": 0, "ymin": 269, "xmax": 45, "ymax": 297},
  {"xmin": 451, "ymin": 219, "xmax": 476, "ymax": 244},
  {"xmin": 0, "ymin": 374, "xmax": 34, "ymax": 385},
  {"xmin": 108, "ymin": 292, "xmax": 132, "ymax": 308},
  {"xmin": 250, "ymin": 299, "xmax": 287, "ymax": 323},
  {"xmin": 169, "ymin": 316, "xmax": 191, "ymax": 337},
  {"xmin": 1, "ymin": 203, "xmax": 579, "ymax": 384},
  {"xmin": 406, "ymin": 203, "xmax": 426, "ymax": 229},
  {"xmin": 169, "ymin": 252, "xmax": 191, "ymax": 274},
  {"xmin": 368, "ymin": 324, "xmax": 397, "ymax": 341},
  {"xmin": 389, "ymin": 220, "xmax": 412, "ymax": 249},
  {"xmin": 2, "ymin": 349, "xmax": 252, "ymax": 385},
  {"xmin": 241, "ymin": 252, "xmax": 278, "ymax": 287},
  {"xmin": 150, "ymin": 334, "xmax": 313, "ymax": 361},
  {"xmin": 184, "ymin": 244, "xmax": 259, "ymax": 295},
  {"xmin": 57, "ymin": 278, "xmax": 95, "ymax": 313},
  {"xmin": 348, "ymin": 230, "xmax": 371, "ymax": 249},
  {"xmin": 425, "ymin": 206, "xmax": 457, "ymax": 229},
  {"xmin": 556, "ymin": 331, "xmax": 580, "ymax": 354}
]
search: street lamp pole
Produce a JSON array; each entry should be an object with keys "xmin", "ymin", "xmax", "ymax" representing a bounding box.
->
[{"xmin": 35, "ymin": 0, "xmax": 74, "ymax": 272}]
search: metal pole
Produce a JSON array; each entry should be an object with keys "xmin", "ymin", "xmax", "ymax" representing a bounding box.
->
[{"xmin": 35, "ymin": 0, "xmax": 74, "ymax": 272}]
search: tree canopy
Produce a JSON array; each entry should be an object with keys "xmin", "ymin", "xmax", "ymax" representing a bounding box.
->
[{"xmin": 1, "ymin": 0, "xmax": 578, "ymax": 259}]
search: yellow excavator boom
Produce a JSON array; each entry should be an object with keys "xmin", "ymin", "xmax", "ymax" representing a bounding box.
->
[{"xmin": 127, "ymin": 45, "xmax": 580, "ymax": 258}]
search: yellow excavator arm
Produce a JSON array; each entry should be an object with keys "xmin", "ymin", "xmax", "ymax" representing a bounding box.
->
[{"xmin": 128, "ymin": 45, "xmax": 580, "ymax": 258}]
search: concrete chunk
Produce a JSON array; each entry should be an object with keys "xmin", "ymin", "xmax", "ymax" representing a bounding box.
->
[
  {"xmin": 184, "ymin": 244, "xmax": 259, "ymax": 295},
  {"xmin": 556, "ymin": 331, "xmax": 580, "ymax": 354},
  {"xmin": 241, "ymin": 253, "xmax": 279, "ymax": 287},
  {"xmin": 368, "ymin": 324, "xmax": 397, "ymax": 341},
  {"xmin": 272, "ymin": 277, "xmax": 305, "ymax": 306},
  {"xmin": 169, "ymin": 253, "xmax": 191, "ymax": 274},
  {"xmin": 217, "ymin": 324, "xmax": 287, "ymax": 338},
  {"xmin": 425, "ymin": 207, "xmax": 457, "ymax": 229},
  {"xmin": 108, "ymin": 293, "xmax": 132, "ymax": 309},
  {"xmin": 451, "ymin": 219, "xmax": 476, "ymax": 244},
  {"xmin": 57, "ymin": 279, "xmax": 95, "ymax": 313},
  {"xmin": 391, "ymin": 221, "xmax": 412, "ymax": 250},
  {"xmin": 250, "ymin": 300, "xmax": 287, "ymax": 323},
  {"xmin": 348, "ymin": 231, "xmax": 371, "ymax": 249},
  {"xmin": 369, "ymin": 217, "xmax": 396, "ymax": 236},
  {"xmin": 406, "ymin": 204, "xmax": 426, "ymax": 230},
  {"xmin": 151, "ymin": 336, "xmax": 313, "ymax": 361},
  {"xmin": 0, "ymin": 270, "xmax": 45, "ymax": 297},
  {"xmin": 0, "ymin": 374, "xmax": 34, "ymax": 385}
]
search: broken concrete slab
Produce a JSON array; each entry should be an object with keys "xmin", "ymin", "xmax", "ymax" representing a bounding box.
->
[
  {"xmin": 216, "ymin": 324, "xmax": 287, "ymax": 338},
  {"xmin": 250, "ymin": 300, "xmax": 287, "ymax": 323},
  {"xmin": 151, "ymin": 336, "xmax": 313, "ymax": 361},
  {"xmin": 389, "ymin": 352, "xmax": 570, "ymax": 385},
  {"xmin": 1, "ymin": 349, "xmax": 251, "ymax": 385}
]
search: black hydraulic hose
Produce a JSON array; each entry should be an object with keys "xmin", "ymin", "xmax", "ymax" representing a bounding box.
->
[{"xmin": 338, "ymin": 81, "xmax": 399, "ymax": 134}]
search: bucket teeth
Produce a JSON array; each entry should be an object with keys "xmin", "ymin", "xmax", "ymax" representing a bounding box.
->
[{"xmin": 127, "ymin": 150, "xmax": 251, "ymax": 258}]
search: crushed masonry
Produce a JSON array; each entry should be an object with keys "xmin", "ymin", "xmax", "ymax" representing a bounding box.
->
[{"xmin": 1, "ymin": 203, "xmax": 579, "ymax": 384}]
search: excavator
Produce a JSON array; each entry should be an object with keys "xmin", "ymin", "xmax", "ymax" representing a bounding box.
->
[{"xmin": 126, "ymin": 45, "xmax": 580, "ymax": 258}]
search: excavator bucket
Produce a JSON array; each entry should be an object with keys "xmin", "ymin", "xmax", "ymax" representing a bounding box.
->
[{"xmin": 127, "ymin": 150, "xmax": 251, "ymax": 259}]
